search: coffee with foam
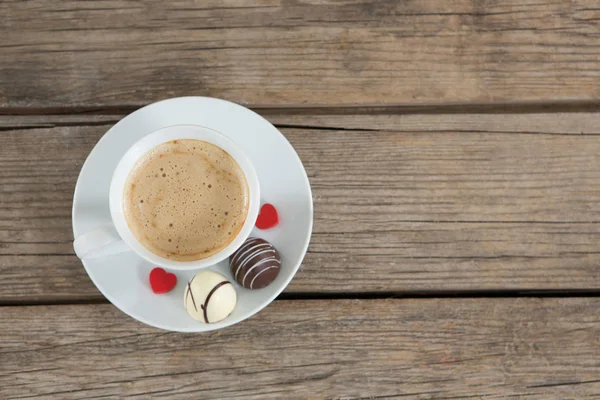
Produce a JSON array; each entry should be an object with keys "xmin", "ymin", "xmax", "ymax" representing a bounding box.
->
[{"xmin": 123, "ymin": 139, "xmax": 249, "ymax": 261}]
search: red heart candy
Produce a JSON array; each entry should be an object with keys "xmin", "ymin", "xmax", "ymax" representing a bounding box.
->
[
  {"xmin": 149, "ymin": 267, "xmax": 177, "ymax": 294},
  {"xmin": 256, "ymin": 203, "xmax": 279, "ymax": 230}
]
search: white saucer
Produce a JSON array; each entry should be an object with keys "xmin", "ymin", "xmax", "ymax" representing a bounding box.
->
[{"xmin": 72, "ymin": 97, "xmax": 313, "ymax": 332}]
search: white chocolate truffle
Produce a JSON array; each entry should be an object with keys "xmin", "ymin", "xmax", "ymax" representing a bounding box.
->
[{"xmin": 184, "ymin": 271, "xmax": 237, "ymax": 323}]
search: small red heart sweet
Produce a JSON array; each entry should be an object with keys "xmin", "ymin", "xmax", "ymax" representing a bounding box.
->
[
  {"xmin": 149, "ymin": 267, "xmax": 177, "ymax": 294},
  {"xmin": 256, "ymin": 203, "xmax": 279, "ymax": 230}
]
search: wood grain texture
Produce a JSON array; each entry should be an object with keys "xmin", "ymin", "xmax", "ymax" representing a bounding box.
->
[
  {"xmin": 2, "ymin": 298, "xmax": 600, "ymax": 399},
  {"xmin": 1, "ymin": 112, "xmax": 600, "ymax": 301},
  {"xmin": 3, "ymin": 0, "xmax": 600, "ymax": 108}
]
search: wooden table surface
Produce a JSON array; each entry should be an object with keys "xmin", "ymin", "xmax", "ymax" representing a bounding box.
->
[{"xmin": 2, "ymin": 1, "xmax": 600, "ymax": 399}]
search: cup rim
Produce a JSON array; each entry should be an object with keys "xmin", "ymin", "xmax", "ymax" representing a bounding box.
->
[{"xmin": 108, "ymin": 124, "xmax": 260, "ymax": 270}]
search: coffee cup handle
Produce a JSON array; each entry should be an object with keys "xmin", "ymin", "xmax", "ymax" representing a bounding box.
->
[{"xmin": 73, "ymin": 225, "xmax": 131, "ymax": 259}]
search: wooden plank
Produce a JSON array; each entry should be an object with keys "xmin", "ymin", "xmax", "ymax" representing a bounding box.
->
[
  {"xmin": 2, "ymin": 298, "xmax": 600, "ymax": 399},
  {"xmin": 2, "ymin": 113, "xmax": 600, "ymax": 302},
  {"xmin": 3, "ymin": 0, "xmax": 600, "ymax": 108}
]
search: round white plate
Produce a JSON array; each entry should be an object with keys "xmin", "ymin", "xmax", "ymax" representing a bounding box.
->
[{"xmin": 72, "ymin": 97, "xmax": 313, "ymax": 332}]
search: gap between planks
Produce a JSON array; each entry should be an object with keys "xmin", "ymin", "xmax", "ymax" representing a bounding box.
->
[
  {"xmin": 1, "ymin": 99, "xmax": 600, "ymax": 117},
  {"xmin": 4, "ymin": 290, "xmax": 600, "ymax": 307}
]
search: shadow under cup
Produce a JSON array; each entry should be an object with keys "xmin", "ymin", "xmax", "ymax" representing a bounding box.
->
[{"xmin": 109, "ymin": 125, "xmax": 261, "ymax": 270}]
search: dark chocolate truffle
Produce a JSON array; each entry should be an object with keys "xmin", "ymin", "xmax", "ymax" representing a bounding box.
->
[{"xmin": 230, "ymin": 237, "xmax": 281, "ymax": 289}]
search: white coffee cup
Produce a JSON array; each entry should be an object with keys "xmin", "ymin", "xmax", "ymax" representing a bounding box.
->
[{"xmin": 73, "ymin": 124, "xmax": 260, "ymax": 270}]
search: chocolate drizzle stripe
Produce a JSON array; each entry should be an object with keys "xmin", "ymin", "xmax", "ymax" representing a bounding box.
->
[
  {"xmin": 249, "ymin": 265, "xmax": 279, "ymax": 289},
  {"xmin": 202, "ymin": 281, "xmax": 231, "ymax": 323},
  {"xmin": 235, "ymin": 247, "xmax": 275, "ymax": 280},
  {"xmin": 237, "ymin": 248, "xmax": 275, "ymax": 280},
  {"xmin": 233, "ymin": 243, "xmax": 271, "ymax": 279},
  {"xmin": 187, "ymin": 283, "xmax": 198, "ymax": 312},
  {"xmin": 242, "ymin": 257, "xmax": 278, "ymax": 287},
  {"xmin": 233, "ymin": 243, "xmax": 265, "ymax": 276},
  {"xmin": 230, "ymin": 238, "xmax": 261, "ymax": 265},
  {"xmin": 186, "ymin": 275, "xmax": 198, "ymax": 312}
]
